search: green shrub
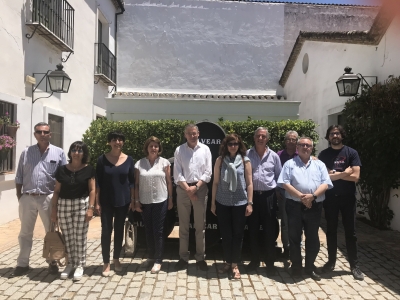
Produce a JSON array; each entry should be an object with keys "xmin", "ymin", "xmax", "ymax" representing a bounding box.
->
[{"xmin": 82, "ymin": 118, "xmax": 319, "ymax": 166}]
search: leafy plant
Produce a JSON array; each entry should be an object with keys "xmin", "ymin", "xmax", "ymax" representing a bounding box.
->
[
  {"xmin": 342, "ymin": 75, "xmax": 400, "ymax": 229},
  {"xmin": 82, "ymin": 119, "xmax": 319, "ymax": 167},
  {"xmin": 0, "ymin": 112, "xmax": 11, "ymax": 125}
]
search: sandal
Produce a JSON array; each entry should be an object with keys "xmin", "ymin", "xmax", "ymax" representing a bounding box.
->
[
  {"xmin": 218, "ymin": 263, "xmax": 231, "ymax": 274},
  {"xmin": 232, "ymin": 265, "xmax": 241, "ymax": 279}
]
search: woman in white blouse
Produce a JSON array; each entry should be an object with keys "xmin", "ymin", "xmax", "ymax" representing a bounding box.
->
[{"xmin": 134, "ymin": 136, "xmax": 173, "ymax": 273}]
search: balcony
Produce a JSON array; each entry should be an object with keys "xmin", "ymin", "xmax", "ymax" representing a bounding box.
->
[
  {"xmin": 95, "ymin": 43, "xmax": 116, "ymax": 86},
  {"xmin": 26, "ymin": 0, "xmax": 74, "ymax": 52}
]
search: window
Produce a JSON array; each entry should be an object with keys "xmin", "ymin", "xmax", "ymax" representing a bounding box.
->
[
  {"xmin": 0, "ymin": 101, "xmax": 16, "ymax": 172},
  {"xmin": 48, "ymin": 114, "xmax": 64, "ymax": 148}
]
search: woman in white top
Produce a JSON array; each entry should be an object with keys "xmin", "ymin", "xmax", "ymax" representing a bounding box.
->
[{"xmin": 134, "ymin": 136, "xmax": 173, "ymax": 273}]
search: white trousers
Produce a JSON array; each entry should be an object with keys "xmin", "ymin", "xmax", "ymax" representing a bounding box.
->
[{"xmin": 17, "ymin": 194, "xmax": 52, "ymax": 267}]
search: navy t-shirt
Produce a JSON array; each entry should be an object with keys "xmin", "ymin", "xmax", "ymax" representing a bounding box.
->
[
  {"xmin": 318, "ymin": 145, "xmax": 361, "ymax": 196},
  {"xmin": 96, "ymin": 154, "xmax": 135, "ymax": 207}
]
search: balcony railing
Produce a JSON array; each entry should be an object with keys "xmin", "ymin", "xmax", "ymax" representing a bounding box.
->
[
  {"xmin": 95, "ymin": 43, "xmax": 116, "ymax": 86},
  {"xmin": 27, "ymin": 0, "xmax": 74, "ymax": 52}
]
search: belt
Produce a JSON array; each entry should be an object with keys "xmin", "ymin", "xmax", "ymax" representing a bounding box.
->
[
  {"xmin": 253, "ymin": 189, "xmax": 275, "ymax": 195},
  {"xmin": 187, "ymin": 182, "xmax": 198, "ymax": 187},
  {"xmin": 25, "ymin": 193, "xmax": 49, "ymax": 196}
]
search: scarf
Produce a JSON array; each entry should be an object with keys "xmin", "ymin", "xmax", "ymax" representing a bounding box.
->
[{"xmin": 222, "ymin": 154, "xmax": 243, "ymax": 192}]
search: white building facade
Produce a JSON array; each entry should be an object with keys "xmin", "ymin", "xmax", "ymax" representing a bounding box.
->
[
  {"xmin": 0, "ymin": 0, "xmax": 124, "ymax": 225},
  {"xmin": 280, "ymin": 3, "xmax": 400, "ymax": 229}
]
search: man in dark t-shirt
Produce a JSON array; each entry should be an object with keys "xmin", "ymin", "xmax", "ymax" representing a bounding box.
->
[{"xmin": 318, "ymin": 125, "xmax": 364, "ymax": 281}]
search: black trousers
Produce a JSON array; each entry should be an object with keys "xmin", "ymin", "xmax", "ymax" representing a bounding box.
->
[
  {"xmin": 216, "ymin": 202, "xmax": 247, "ymax": 264},
  {"xmin": 286, "ymin": 199, "xmax": 323, "ymax": 272},
  {"xmin": 141, "ymin": 200, "xmax": 168, "ymax": 264},
  {"xmin": 323, "ymin": 194, "xmax": 359, "ymax": 268},
  {"xmin": 100, "ymin": 203, "xmax": 130, "ymax": 263},
  {"xmin": 247, "ymin": 190, "xmax": 277, "ymax": 266}
]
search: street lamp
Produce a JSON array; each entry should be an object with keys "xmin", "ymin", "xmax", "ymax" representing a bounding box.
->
[
  {"xmin": 30, "ymin": 63, "xmax": 72, "ymax": 143},
  {"xmin": 336, "ymin": 67, "xmax": 377, "ymax": 97}
]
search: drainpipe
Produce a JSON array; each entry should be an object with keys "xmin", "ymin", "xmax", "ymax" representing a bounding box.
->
[{"xmin": 114, "ymin": 0, "xmax": 125, "ymax": 93}]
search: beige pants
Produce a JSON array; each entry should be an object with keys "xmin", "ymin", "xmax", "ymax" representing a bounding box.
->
[
  {"xmin": 176, "ymin": 185, "xmax": 208, "ymax": 262},
  {"xmin": 17, "ymin": 194, "xmax": 53, "ymax": 267}
]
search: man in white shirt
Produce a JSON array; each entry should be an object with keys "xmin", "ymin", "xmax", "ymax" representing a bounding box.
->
[{"xmin": 173, "ymin": 124, "xmax": 212, "ymax": 271}]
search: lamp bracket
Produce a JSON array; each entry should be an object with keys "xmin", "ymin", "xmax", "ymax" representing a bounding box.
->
[
  {"xmin": 94, "ymin": 77, "xmax": 101, "ymax": 84},
  {"xmin": 357, "ymin": 74, "xmax": 377, "ymax": 89},
  {"xmin": 32, "ymin": 71, "xmax": 52, "ymax": 94},
  {"xmin": 25, "ymin": 25, "xmax": 39, "ymax": 41},
  {"xmin": 32, "ymin": 92, "xmax": 53, "ymax": 104},
  {"xmin": 61, "ymin": 51, "xmax": 74, "ymax": 63},
  {"xmin": 108, "ymin": 86, "xmax": 116, "ymax": 94}
]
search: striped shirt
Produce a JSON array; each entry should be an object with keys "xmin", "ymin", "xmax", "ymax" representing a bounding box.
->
[{"xmin": 15, "ymin": 144, "xmax": 67, "ymax": 194}]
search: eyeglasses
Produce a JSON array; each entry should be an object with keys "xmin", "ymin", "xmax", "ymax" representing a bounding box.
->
[
  {"xmin": 297, "ymin": 143, "xmax": 313, "ymax": 148},
  {"xmin": 35, "ymin": 130, "xmax": 50, "ymax": 135},
  {"xmin": 329, "ymin": 132, "xmax": 341, "ymax": 137},
  {"xmin": 227, "ymin": 142, "xmax": 239, "ymax": 147},
  {"xmin": 255, "ymin": 135, "xmax": 267, "ymax": 139},
  {"xmin": 71, "ymin": 149, "xmax": 83, "ymax": 154},
  {"xmin": 286, "ymin": 138, "xmax": 297, "ymax": 142}
]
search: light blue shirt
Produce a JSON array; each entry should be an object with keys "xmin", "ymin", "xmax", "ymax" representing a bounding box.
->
[
  {"xmin": 277, "ymin": 156, "xmax": 333, "ymax": 202},
  {"xmin": 15, "ymin": 144, "xmax": 67, "ymax": 194},
  {"xmin": 246, "ymin": 147, "xmax": 282, "ymax": 191}
]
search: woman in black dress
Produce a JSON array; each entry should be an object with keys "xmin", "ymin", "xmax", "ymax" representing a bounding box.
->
[
  {"xmin": 95, "ymin": 131, "xmax": 135, "ymax": 276},
  {"xmin": 50, "ymin": 141, "xmax": 96, "ymax": 281}
]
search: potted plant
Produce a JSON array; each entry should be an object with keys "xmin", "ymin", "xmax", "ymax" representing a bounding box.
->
[
  {"xmin": 6, "ymin": 120, "xmax": 20, "ymax": 137},
  {"xmin": 0, "ymin": 134, "xmax": 16, "ymax": 161}
]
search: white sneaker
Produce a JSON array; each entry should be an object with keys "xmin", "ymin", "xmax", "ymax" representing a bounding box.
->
[
  {"xmin": 73, "ymin": 266, "xmax": 84, "ymax": 281},
  {"xmin": 151, "ymin": 263, "xmax": 161, "ymax": 274},
  {"xmin": 60, "ymin": 265, "xmax": 73, "ymax": 280},
  {"xmin": 142, "ymin": 259, "xmax": 155, "ymax": 268}
]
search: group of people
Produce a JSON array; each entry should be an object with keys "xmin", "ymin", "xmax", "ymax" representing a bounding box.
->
[{"xmin": 10, "ymin": 122, "xmax": 364, "ymax": 283}]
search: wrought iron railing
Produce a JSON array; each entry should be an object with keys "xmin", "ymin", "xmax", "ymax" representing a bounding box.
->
[
  {"xmin": 0, "ymin": 102, "xmax": 16, "ymax": 173},
  {"xmin": 95, "ymin": 43, "xmax": 117, "ymax": 85},
  {"xmin": 32, "ymin": 0, "xmax": 75, "ymax": 50}
]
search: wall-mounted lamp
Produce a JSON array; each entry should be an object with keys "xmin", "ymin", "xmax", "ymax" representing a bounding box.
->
[
  {"xmin": 336, "ymin": 67, "xmax": 377, "ymax": 97},
  {"xmin": 30, "ymin": 63, "xmax": 72, "ymax": 143}
]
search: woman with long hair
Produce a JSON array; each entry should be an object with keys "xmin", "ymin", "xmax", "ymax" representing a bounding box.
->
[
  {"xmin": 211, "ymin": 133, "xmax": 253, "ymax": 279},
  {"xmin": 51, "ymin": 141, "xmax": 96, "ymax": 281},
  {"xmin": 95, "ymin": 131, "xmax": 135, "ymax": 276},
  {"xmin": 134, "ymin": 136, "xmax": 173, "ymax": 273}
]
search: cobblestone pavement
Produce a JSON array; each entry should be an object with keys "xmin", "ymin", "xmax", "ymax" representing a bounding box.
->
[{"xmin": 1, "ymin": 216, "xmax": 400, "ymax": 299}]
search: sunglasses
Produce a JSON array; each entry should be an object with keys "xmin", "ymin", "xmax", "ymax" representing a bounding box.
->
[
  {"xmin": 71, "ymin": 149, "xmax": 83, "ymax": 154},
  {"xmin": 297, "ymin": 143, "xmax": 313, "ymax": 148},
  {"xmin": 227, "ymin": 142, "xmax": 239, "ymax": 147},
  {"xmin": 329, "ymin": 132, "xmax": 341, "ymax": 137},
  {"xmin": 35, "ymin": 130, "xmax": 50, "ymax": 135}
]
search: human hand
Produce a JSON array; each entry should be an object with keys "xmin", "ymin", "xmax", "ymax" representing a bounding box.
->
[
  {"xmin": 168, "ymin": 200, "xmax": 173, "ymax": 210},
  {"xmin": 85, "ymin": 209, "xmax": 93, "ymax": 222},
  {"xmin": 343, "ymin": 166, "xmax": 354, "ymax": 175},
  {"xmin": 245, "ymin": 204, "xmax": 253, "ymax": 216},
  {"xmin": 300, "ymin": 194, "xmax": 313, "ymax": 208},
  {"xmin": 186, "ymin": 186, "xmax": 197, "ymax": 196},
  {"xmin": 211, "ymin": 202, "xmax": 217, "ymax": 216},
  {"xmin": 50, "ymin": 209, "xmax": 57, "ymax": 223},
  {"xmin": 95, "ymin": 203, "xmax": 101, "ymax": 215},
  {"xmin": 135, "ymin": 201, "xmax": 142, "ymax": 213}
]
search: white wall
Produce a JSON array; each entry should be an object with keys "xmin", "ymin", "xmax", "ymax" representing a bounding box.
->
[
  {"xmin": 107, "ymin": 97, "xmax": 300, "ymax": 122},
  {"xmin": 283, "ymin": 14, "xmax": 400, "ymax": 229},
  {"xmin": 0, "ymin": 0, "xmax": 117, "ymax": 225},
  {"xmin": 118, "ymin": 0, "xmax": 285, "ymax": 93}
]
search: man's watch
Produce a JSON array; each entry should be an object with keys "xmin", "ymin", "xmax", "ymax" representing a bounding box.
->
[
  {"xmin": 312, "ymin": 193, "xmax": 317, "ymax": 200},
  {"xmin": 332, "ymin": 169, "xmax": 336, "ymax": 174},
  {"xmin": 247, "ymin": 201, "xmax": 253, "ymax": 206},
  {"xmin": 195, "ymin": 184, "xmax": 200, "ymax": 191}
]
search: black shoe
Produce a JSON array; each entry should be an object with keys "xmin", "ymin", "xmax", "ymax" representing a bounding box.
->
[
  {"xmin": 351, "ymin": 266, "xmax": 364, "ymax": 281},
  {"xmin": 48, "ymin": 262, "xmax": 59, "ymax": 274},
  {"xmin": 321, "ymin": 262, "xmax": 335, "ymax": 273},
  {"xmin": 246, "ymin": 261, "xmax": 260, "ymax": 272},
  {"xmin": 306, "ymin": 270, "xmax": 321, "ymax": 281},
  {"xmin": 196, "ymin": 260, "xmax": 208, "ymax": 271},
  {"xmin": 266, "ymin": 265, "xmax": 277, "ymax": 277},
  {"xmin": 289, "ymin": 267, "xmax": 302, "ymax": 277},
  {"xmin": 9, "ymin": 266, "xmax": 30, "ymax": 278},
  {"xmin": 174, "ymin": 259, "xmax": 188, "ymax": 271}
]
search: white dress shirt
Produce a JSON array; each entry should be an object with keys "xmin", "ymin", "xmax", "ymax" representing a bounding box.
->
[{"xmin": 173, "ymin": 142, "xmax": 212, "ymax": 184}]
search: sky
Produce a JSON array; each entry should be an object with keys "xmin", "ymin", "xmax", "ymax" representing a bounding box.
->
[{"xmin": 272, "ymin": 0, "xmax": 381, "ymax": 5}]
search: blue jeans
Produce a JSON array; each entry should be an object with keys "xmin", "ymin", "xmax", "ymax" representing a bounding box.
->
[
  {"xmin": 100, "ymin": 203, "xmax": 130, "ymax": 263},
  {"xmin": 286, "ymin": 199, "xmax": 322, "ymax": 272},
  {"xmin": 324, "ymin": 194, "xmax": 359, "ymax": 268},
  {"xmin": 141, "ymin": 200, "xmax": 168, "ymax": 264},
  {"xmin": 216, "ymin": 202, "xmax": 247, "ymax": 264}
]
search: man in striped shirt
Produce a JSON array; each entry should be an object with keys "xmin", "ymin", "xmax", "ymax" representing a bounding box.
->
[{"xmin": 10, "ymin": 122, "xmax": 67, "ymax": 278}]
